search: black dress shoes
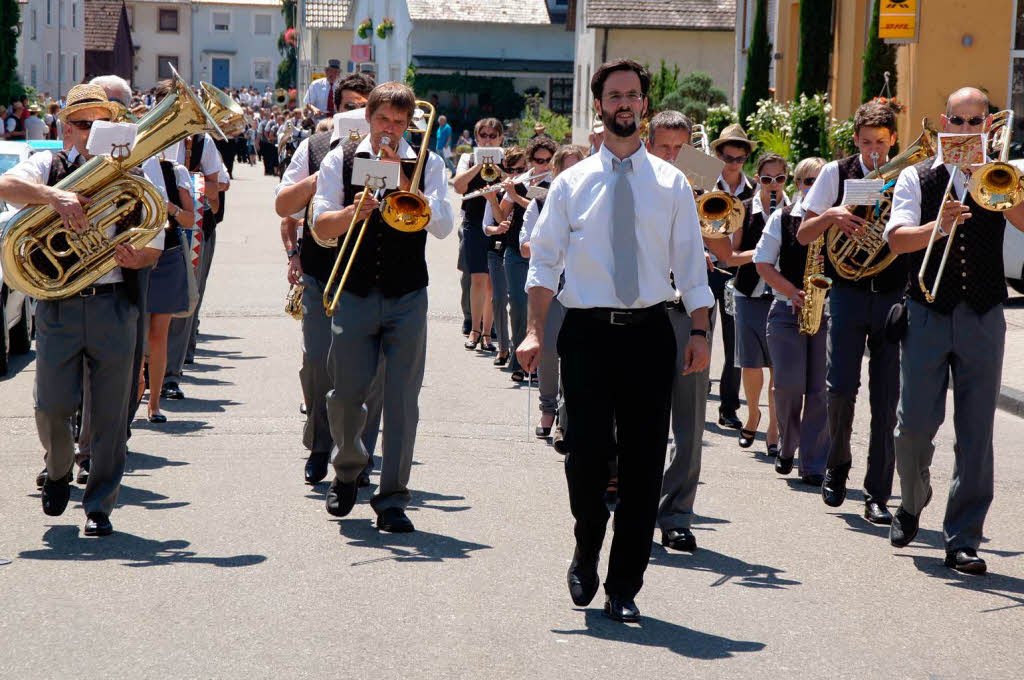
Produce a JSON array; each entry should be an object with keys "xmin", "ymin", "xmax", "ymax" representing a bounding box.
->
[
  {"xmin": 377, "ymin": 507, "xmax": 415, "ymax": 533},
  {"xmin": 535, "ymin": 425, "xmax": 551, "ymax": 438},
  {"xmin": 889, "ymin": 506, "xmax": 920, "ymax": 547},
  {"xmin": 945, "ymin": 548, "xmax": 987, "ymax": 574},
  {"xmin": 552, "ymin": 437, "xmax": 569, "ymax": 455},
  {"xmin": 161, "ymin": 382, "xmax": 185, "ymax": 400},
  {"xmin": 775, "ymin": 455, "xmax": 794, "ymax": 475},
  {"xmin": 864, "ymin": 501, "xmax": 893, "ymax": 525},
  {"xmin": 304, "ymin": 451, "xmax": 329, "ymax": 485},
  {"xmin": 718, "ymin": 409, "xmax": 742, "ymax": 430},
  {"xmin": 35, "ymin": 468, "xmax": 48, "ymax": 488},
  {"xmin": 325, "ymin": 477, "xmax": 358, "ymax": 517},
  {"xmin": 801, "ymin": 473, "xmax": 825, "ymax": 486},
  {"xmin": 84, "ymin": 512, "xmax": 113, "ymax": 537},
  {"xmin": 567, "ymin": 548, "xmax": 600, "ymax": 606},
  {"xmin": 41, "ymin": 470, "xmax": 73, "ymax": 516},
  {"xmin": 604, "ymin": 595, "xmax": 640, "ymax": 623},
  {"xmin": 76, "ymin": 458, "xmax": 90, "ymax": 485},
  {"xmin": 661, "ymin": 527, "xmax": 697, "ymax": 552},
  {"xmin": 461, "ymin": 319, "xmax": 471, "ymax": 336},
  {"xmin": 821, "ymin": 465, "xmax": 849, "ymax": 507}
]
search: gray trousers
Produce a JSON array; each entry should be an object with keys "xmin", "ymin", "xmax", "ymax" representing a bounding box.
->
[
  {"xmin": 824, "ymin": 284, "xmax": 899, "ymax": 504},
  {"xmin": 538, "ymin": 298, "xmax": 566, "ymax": 416},
  {"xmin": 458, "ymin": 230, "xmax": 471, "ymax": 326},
  {"xmin": 895, "ymin": 300, "xmax": 1004, "ymax": 551},
  {"xmin": 766, "ymin": 301, "xmax": 830, "ymax": 475},
  {"xmin": 657, "ymin": 306, "xmax": 713, "ymax": 531},
  {"xmin": 165, "ymin": 230, "xmax": 217, "ymax": 384},
  {"xmin": 486, "ymin": 250, "xmax": 511, "ymax": 351},
  {"xmin": 505, "ymin": 250, "xmax": 529, "ymax": 372},
  {"xmin": 300, "ymin": 274, "xmax": 383, "ymax": 457},
  {"xmin": 326, "ymin": 288, "xmax": 428, "ymax": 514},
  {"xmin": 35, "ymin": 293, "xmax": 137, "ymax": 516}
]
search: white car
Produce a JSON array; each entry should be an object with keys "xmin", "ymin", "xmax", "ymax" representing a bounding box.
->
[
  {"xmin": 0, "ymin": 140, "xmax": 37, "ymax": 375},
  {"xmin": 1003, "ymin": 159, "xmax": 1024, "ymax": 293}
]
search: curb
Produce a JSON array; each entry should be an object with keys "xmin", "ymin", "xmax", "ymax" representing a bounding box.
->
[{"xmin": 998, "ymin": 385, "xmax": 1024, "ymax": 419}]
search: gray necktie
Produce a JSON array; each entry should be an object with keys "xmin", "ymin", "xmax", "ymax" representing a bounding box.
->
[{"xmin": 611, "ymin": 157, "xmax": 639, "ymax": 306}]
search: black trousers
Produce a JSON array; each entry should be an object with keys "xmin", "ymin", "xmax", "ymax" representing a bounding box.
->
[
  {"xmin": 709, "ymin": 269, "xmax": 740, "ymax": 413},
  {"xmin": 559, "ymin": 307, "xmax": 676, "ymax": 599},
  {"xmin": 262, "ymin": 144, "xmax": 278, "ymax": 176}
]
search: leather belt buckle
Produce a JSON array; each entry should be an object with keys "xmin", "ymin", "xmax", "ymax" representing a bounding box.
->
[
  {"xmin": 78, "ymin": 286, "xmax": 97, "ymax": 298},
  {"xmin": 609, "ymin": 310, "xmax": 632, "ymax": 326}
]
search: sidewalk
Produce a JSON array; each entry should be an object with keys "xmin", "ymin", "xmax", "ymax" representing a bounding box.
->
[{"xmin": 998, "ymin": 295, "xmax": 1024, "ymax": 417}]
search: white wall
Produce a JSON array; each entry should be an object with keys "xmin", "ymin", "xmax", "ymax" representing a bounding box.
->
[
  {"xmin": 412, "ymin": 22, "xmax": 572, "ymax": 62},
  {"xmin": 17, "ymin": 0, "xmax": 86, "ymax": 98},
  {"xmin": 571, "ymin": 0, "xmax": 597, "ymax": 143},
  {"xmin": 126, "ymin": 0, "xmax": 193, "ymax": 90},
  {"xmin": 349, "ymin": 0, "xmax": 413, "ymax": 84}
]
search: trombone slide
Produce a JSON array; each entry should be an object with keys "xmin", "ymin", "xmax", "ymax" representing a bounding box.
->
[{"xmin": 917, "ymin": 167, "xmax": 960, "ymax": 303}]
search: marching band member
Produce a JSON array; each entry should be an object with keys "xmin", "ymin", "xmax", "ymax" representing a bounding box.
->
[
  {"xmin": 0, "ymin": 85, "xmax": 165, "ymax": 536},
  {"xmin": 311, "ymin": 82, "xmax": 453, "ymax": 532},
  {"xmin": 754, "ymin": 157, "xmax": 830, "ymax": 482},
  {"xmin": 799, "ymin": 100, "xmax": 901, "ymax": 523},
  {"xmin": 730, "ymin": 154, "xmax": 787, "ymax": 458},
  {"xmin": 518, "ymin": 60, "xmax": 712, "ymax": 622},
  {"xmin": 303, "ymin": 59, "xmax": 343, "ymax": 118},
  {"xmin": 884, "ymin": 87, "xmax": 1024, "ymax": 573}
]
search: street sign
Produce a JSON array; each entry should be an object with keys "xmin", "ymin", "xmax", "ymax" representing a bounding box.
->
[{"xmin": 879, "ymin": 0, "xmax": 920, "ymax": 43}]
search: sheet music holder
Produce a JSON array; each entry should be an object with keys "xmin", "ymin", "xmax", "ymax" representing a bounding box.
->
[
  {"xmin": 674, "ymin": 144, "xmax": 725, "ymax": 193},
  {"xmin": 86, "ymin": 122, "xmax": 139, "ymax": 158},
  {"xmin": 351, "ymin": 157, "xmax": 400, "ymax": 192}
]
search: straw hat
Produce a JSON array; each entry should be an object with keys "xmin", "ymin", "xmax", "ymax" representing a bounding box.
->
[
  {"xmin": 57, "ymin": 84, "xmax": 121, "ymax": 122},
  {"xmin": 710, "ymin": 123, "xmax": 757, "ymax": 153}
]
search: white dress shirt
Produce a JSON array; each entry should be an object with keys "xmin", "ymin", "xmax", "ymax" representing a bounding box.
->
[
  {"xmin": 276, "ymin": 136, "xmax": 312, "ymax": 219},
  {"xmin": 735, "ymin": 190, "xmax": 789, "ymax": 298},
  {"xmin": 800, "ymin": 156, "xmax": 871, "ymax": 216},
  {"xmin": 753, "ymin": 201, "xmax": 806, "ymax": 303},
  {"xmin": 519, "ymin": 198, "xmax": 543, "ymax": 249},
  {"xmin": 1, "ymin": 149, "xmax": 165, "ymax": 286},
  {"xmin": 885, "ymin": 156, "xmax": 970, "ymax": 238},
  {"xmin": 25, "ymin": 116, "xmax": 47, "ymax": 140},
  {"xmin": 303, "ymin": 77, "xmax": 336, "ymax": 112},
  {"xmin": 716, "ymin": 172, "xmax": 754, "ymax": 196},
  {"xmin": 526, "ymin": 144, "xmax": 714, "ymax": 313},
  {"xmin": 167, "ymin": 134, "xmax": 224, "ymax": 176},
  {"xmin": 311, "ymin": 135, "xmax": 454, "ymax": 240}
]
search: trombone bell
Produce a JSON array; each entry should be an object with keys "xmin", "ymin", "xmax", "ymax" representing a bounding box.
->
[
  {"xmin": 696, "ymin": 191, "xmax": 744, "ymax": 238},
  {"xmin": 379, "ymin": 100, "xmax": 436, "ymax": 234},
  {"xmin": 968, "ymin": 161, "xmax": 1024, "ymax": 212}
]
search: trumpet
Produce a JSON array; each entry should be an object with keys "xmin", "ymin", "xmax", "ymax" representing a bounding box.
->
[
  {"xmin": 683, "ymin": 125, "xmax": 743, "ymax": 238},
  {"xmin": 462, "ymin": 169, "xmax": 552, "ymax": 200},
  {"xmin": 274, "ymin": 88, "xmax": 289, "ymax": 107},
  {"xmin": 918, "ymin": 110, "xmax": 1024, "ymax": 302},
  {"xmin": 691, "ymin": 124, "xmax": 711, "ymax": 154}
]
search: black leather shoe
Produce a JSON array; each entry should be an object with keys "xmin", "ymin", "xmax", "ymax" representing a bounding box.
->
[
  {"xmin": 535, "ymin": 426, "xmax": 551, "ymax": 438},
  {"xmin": 377, "ymin": 507, "xmax": 415, "ymax": 533},
  {"xmin": 718, "ymin": 409, "xmax": 742, "ymax": 429},
  {"xmin": 304, "ymin": 451, "xmax": 329, "ymax": 485},
  {"xmin": 35, "ymin": 468, "xmax": 48, "ymax": 488},
  {"xmin": 299, "ymin": 402, "xmax": 307, "ymax": 415},
  {"xmin": 356, "ymin": 469, "xmax": 371, "ymax": 488},
  {"xmin": 661, "ymin": 527, "xmax": 697, "ymax": 552},
  {"xmin": 801, "ymin": 473, "xmax": 825, "ymax": 486},
  {"xmin": 41, "ymin": 470, "xmax": 73, "ymax": 516},
  {"xmin": 604, "ymin": 595, "xmax": 641, "ymax": 622},
  {"xmin": 945, "ymin": 548, "xmax": 987, "ymax": 574},
  {"xmin": 76, "ymin": 458, "xmax": 90, "ymax": 485},
  {"xmin": 567, "ymin": 548, "xmax": 600, "ymax": 606},
  {"xmin": 864, "ymin": 501, "xmax": 893, "ymax": 525},
  {"xmin": 161, "ymin": 382, "xmax": 185, "ymax": 400},
  {"xmin": 148, "ymin": 412, "xmax": 167, "ymax": 424},
  {"xmin": 325, "ymin": 477, "xmax": 358, "ymax": 517},
  {"xmin": 889, "ymin": 506, "xmax": 920, "ymax": 547},
  {"xmin": 821, "ymin": 465, "xmax": 849, "ymax": 507},
  {"xmin": 552, "ymin": 437, "xmax": 568, "ymax": 455},
  {"xmin": 461, "ymin": 319, "xmax": 471, "ymax": 336},
  {"xmin": 775, "ymin": 455, "xmax": 794, "ymax": 475},
  {"xmin": 84, "ymin": 511, "xmax": 113, "ymax": 537}
]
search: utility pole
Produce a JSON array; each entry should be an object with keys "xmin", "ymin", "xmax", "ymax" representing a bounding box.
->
[{"xmin": 57, "ymin": 0, "xmax": 62, "ymax": 97}]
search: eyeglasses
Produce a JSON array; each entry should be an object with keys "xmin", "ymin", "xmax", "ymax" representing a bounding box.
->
[
  {"xmin": 68, "ymin": 119, "xmax": 109, "ymax": 130},
  {"xmin": 603, "ymin": 91, "xmax": 643, "ymax": 104},
  {"xmin": 477, "ymin": 132, "xmax": 500, "ymax": 140},
  {"xmin": 947, "ymin": 115, "xmax": 985, "ymax": 127},
  {"xmin": 342, "ymin": 102, "xmax": 361, "ymax": 111},
  {"xmin": 720, "ymin": 152, "xmax": 748, "ymax": 165},
  {"xmin": 531, "ymin": 155, "xmax": 552, "ymax": 164},
  {"xmin": 758, "ymin": 174, "xmax": 788, "ymax": 185},
  {"xmin": 799, "ymin": 177, "xmax": 817, "ymax": 187}
]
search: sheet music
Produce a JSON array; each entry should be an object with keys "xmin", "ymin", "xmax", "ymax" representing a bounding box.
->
[
  {"xmin": 351, "ymin": 157, "xmax": 400, "ymax": 191},
  {"xmin": 841, "ymin": 179, "xmax": 886, "ymax": 206},
  {"xmin": 474, "ymin": 147, "xmax": 504, "ymax": 166},
  {"xmin": 674, "ymin": 144, "xmax": 725, "ymax": 193},
  {"xmin": 938, "ymin": 133, "xmax": 987, "ymax": 169},
  {"xmin": 86, "ymin": 122, "xmax": 138, "ymax": 157}
]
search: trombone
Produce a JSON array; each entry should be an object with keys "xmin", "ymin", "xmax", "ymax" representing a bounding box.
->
[
  {"xmin": 918, "ymin": 110, "xmax": 1024, "ymax": 302},
  {"xmin": 321, "ymin": 100, "xmax": 437, "ymax": 316},
  {"xmin": 680, "ymin": 124, "xmax": 744, "ymax": 238}
]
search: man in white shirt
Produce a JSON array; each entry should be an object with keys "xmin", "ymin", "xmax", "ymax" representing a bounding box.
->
[
  {"xmin": 0, "ymin": 84, "xmax": 163, "ymax": 537},
  {"xmin": 310, "ymin": 82, "xmax": 453, "ymax": 533},
  {"xmin": 303, "ymin": 58, "xmax": 342, "ymax": 117},
  {"xmin": 518, "ymin": 60, "xmax": 712, "ymax": 623},
  {"xmin": 24, "ymin": 106, "xmax": 47, "ymax": 140}
]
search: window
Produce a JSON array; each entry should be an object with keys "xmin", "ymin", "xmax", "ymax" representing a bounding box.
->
[
  {"xmin": 159, "ymin": 8, "xmax": 178, "ymax": 32},
  {"xmin": 126, "ymin": 5, "xmax": 133, "ymax": 28},
  {"xmin": 253, "ymin": 13, "xmax": 271, "ymax": 35},
  {"xmin": 157, "ymin": 55, "xmax": 179, "ymax": 80},
  {"xmin": 30, "ymin": 9, "xmax": 36, "ymax": 39},
  {"xmin": 575, "ymin": 64, "xmax": 582, "ymax": 125},
  {"xmin": 46, "ymin": 52, "xmax": 53, "ymax": 81},
  {"xmin": 72, "ymin": 54, "xmax": 78, "ymax": 82},
  {"xmin": 550, "ymin": 78, "xmax": 572, "ymax": 115},
  {"xmin": 46, "ymin": 0, "xmax": 52, "ymax": 26},
  {"xmin": 252, "ymin": 59, "xmax": 271, "ymax": 82},
  {"xmin": 30, "ymin": 64, "xmax": 37, "ymax": 87},
  {"xmin": 59, "ymin": 54, "xmax": 66, "ymax": 82},
  {"xmin": 72, "ymin": 2, "xmax": 77, "ymax": 27},
  {"xmin": 212, "ymin": 10, "xmax": 230, "ymax": 32}
]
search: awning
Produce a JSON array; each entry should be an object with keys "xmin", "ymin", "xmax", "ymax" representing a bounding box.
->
[{"xmin": 411, "ymin": 55, "xmax": 572, "ymax": 76}]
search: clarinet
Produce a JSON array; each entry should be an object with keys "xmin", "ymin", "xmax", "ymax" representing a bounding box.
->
[{"xmin": 768, "ymin": 189, "xmax": 778, "ymax": 213}]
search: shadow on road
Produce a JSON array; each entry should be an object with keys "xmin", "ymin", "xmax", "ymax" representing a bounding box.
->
[
  {"xmin": 552, "ymin": 609, "xmax": 766, "ymax": 659},
  {"xmin": 900, "ymin": 553, "xmax": 1024, "ymax": 613},
  {"xmin": 338, "ymin": 519, "xmax": 491, "ymax": 566},
  {"xmin": 159, "ymin": 397, "xmax": 241, "ymax": 414},
  {"xmin": 832, "ymin": 512, "xmax": 1024, "ymax": 559},
  {"xmin": 30, "ymin": 483, "xmax": 189, "ymax": 512},
  {"xmin": 131, "ymin": 419, "xmax": 212, "ymax": 435},
  {"xmin": 18, "ymin": 525, "xmax": 266, "ymax": 568},
  {"xmin": 124, "ymin": 450, "xmax": 190, "ymax": 474},
  {"xmin": 649, "ymin": 545, "xmax": 801, "ymax": 589},
  {"xmin": 0, "ymin": 349, "xmax": 36, "ymax": 382}
]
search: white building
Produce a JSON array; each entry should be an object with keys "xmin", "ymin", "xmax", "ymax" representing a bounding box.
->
[
  {"xmin": 298, "ymin": 0, "xmax": 354, "ymax": 88},
  {"xmin": 125, "ymin": 0, "xmax": 193, "ymax": 90},
  {"xmin": 16, "ymin": 0, "xmax": 87, "ymax": 99},
  {"xmin": 191, "ymin": 0, "xmax": 284, "ymax": 90}
]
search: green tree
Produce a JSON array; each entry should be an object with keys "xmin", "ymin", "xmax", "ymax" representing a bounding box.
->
[
  {"xmin": 648, "ymin": 60, "xmax": 683, "ymax": 112},
  {"xmin": 648, "ymin": 66, "xmax": 728, "ymax": 122},
  {"xmin": 0, "ymin": 0, "xmax": 24, "ymax": 104},
  {"xmin": 515, "ymin": 95, "xmax": 571, "ymax": 146},
  {"xmin": 276, "ymin": 0, "xmax": 297, "ymax": 90},
  {"xmin": 740, "ymin": 0, "xmax": 772, "ymax": 126},
  {"xmin": 861, "ymin": 0, "xmax": 897, "ymax": 103},
  {"xmin": 795, "ymin": 0, "xmax": 832, "ymax": 97}
]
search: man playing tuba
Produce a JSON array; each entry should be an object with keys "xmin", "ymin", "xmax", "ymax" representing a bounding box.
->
[{"xmin": 0, "ymin": 84, "xmax": 165, "ymax": 537}]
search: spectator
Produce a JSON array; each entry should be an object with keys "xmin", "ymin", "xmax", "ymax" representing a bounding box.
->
[
  {"xmin": 436, "ymin": 114, "xmax": 454, "ymax": 172},
  {"xmin": 24, "ymin": 105, "xmax": 47, "ymax": 140}
]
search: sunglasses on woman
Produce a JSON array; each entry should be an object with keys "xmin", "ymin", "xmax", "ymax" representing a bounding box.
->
[
  {"xmin": 531, "ymin": 155, "xmax": 552, "ymax": 165},
  {"xmin": 478, "ymin": 132, "xmax": 499, "ymax": 140},
  {"xmin": 799, "ymin": 176, "xmax": 817, "ymax": 187},
  {"xmin": 758, "ymin": 174, "xmax": 788, "ymax": 185}
]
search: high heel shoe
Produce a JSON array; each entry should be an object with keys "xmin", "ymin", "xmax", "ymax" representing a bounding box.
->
[
  {"xmin": 494, "ymin": 351, "xmax": 509, "ymax": 366},
  {"xmin": 738, "ymin": 410, "xmax": 761, "ymax": 449},
  {"xmin": 480, "ymin": 336, "xmax": 496, "ymax": 352},
  {"xmin": 464, "ymin": 330, "xmax": 481, "ymax": 350}
]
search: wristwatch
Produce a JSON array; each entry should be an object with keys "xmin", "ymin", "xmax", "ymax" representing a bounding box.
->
[
  {"xmin": 690, "ymin": 329, "xmax": 708, "ymax": 338},
  {"xmin": 286, "ymin": 247, "xmax": 299, "ymax": 259}
]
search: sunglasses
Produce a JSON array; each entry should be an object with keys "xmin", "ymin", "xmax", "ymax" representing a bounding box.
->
[
  {"xmin": 342, "ymin": 102, "xmax": 361, "ymax": 111},
  {"xmin": 532, "ymin": 155, "xmax": 552, "ymax": 164},
  {"xmin": 507, "ymin": 165, "xmax": 527, "ymax": 173},
  {"xmin": 68, "ymin": 119, "xmax": 110, "ymax": 130},
  {"xmin": 947, "ymin": 115, "xmax": 985, "ymax": 127},
  {"xmin": 721, "ymin": 153, "xmax": 748, "ymax": 165},
  {"xmin": 799, "ymin": 177, "xmax": 817, "ymax": 187},
  {"xmin": 477, "ymin": 132, "xmax": 500, "ymax": 140},
  {"xmin": 759, "ymin": 174, "xmax": 788, "ymax": 185}
]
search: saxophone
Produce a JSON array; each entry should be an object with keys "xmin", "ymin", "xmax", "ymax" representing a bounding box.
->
[{"xmin": 798, "ymin": 234, "xmax": 832, "ymax": 336}]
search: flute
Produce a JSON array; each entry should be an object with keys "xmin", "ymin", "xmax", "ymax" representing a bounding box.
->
[{"xmin": 462, "ymin": 169, "xmax": 552, "ymax": 200}]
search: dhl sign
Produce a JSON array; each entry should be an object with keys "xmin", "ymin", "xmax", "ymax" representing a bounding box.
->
[{"xmin": 879, "ymin": 0, "xmax": 919, "ymax": 41}]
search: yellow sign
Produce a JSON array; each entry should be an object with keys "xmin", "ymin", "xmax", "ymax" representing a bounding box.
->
[
  {"xmin": 311, "ymin": 71, "xmax": 326, "ymax": 82},
  {"xmin": 879, "ymin": 0, "xmax": 918, "ymax": 41}
]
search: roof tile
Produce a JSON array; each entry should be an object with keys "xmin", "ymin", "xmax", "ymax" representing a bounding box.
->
[
  {"xmin": 406, "ymin": 0, "xmax": 552, "ymax": 25},
  {"xmin": 84, "ymin": 0, "xmax": 128, "ymax": 52},
  {"xmin": 305, "ymin": 0, "xmax": 352, "ymax": 29},
  {"xmin": 586, "ymin": 0, "xmax": 735, "ymax": 31}
]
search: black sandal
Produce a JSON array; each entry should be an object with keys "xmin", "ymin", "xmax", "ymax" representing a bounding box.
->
[
  {"xmin": 511, "ymin": 370, "xmax": 526, "ymax": 383},
  {"xmin": 738, "ymin": 410, "xmax": 761, "ymax": 449},
  {"xmin": 494, "ymin": 351, "xmax": 509, "ymax": 366},
  {"xmin": 464, "ymin": 330, "xmax": 481, "ymax": 350},
  {"xmin": 480, "ymin": 337, "xmax": 496, "ymax": 352}
]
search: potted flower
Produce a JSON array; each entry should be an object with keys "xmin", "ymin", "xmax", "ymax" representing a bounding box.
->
[
  {"xmin": 357, "ymin": 17, "xmax": 373, "ymax": 39},
  {"xmin": 376, "ymin": 17, "xmax": 394, "ymax": 39}
]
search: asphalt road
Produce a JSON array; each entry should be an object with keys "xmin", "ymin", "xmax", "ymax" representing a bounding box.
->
[{"xmin": 1, "ymin": 162, "xmax": 1022, "ymax": 678}]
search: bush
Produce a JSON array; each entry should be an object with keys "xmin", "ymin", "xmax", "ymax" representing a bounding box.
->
[
  {"xmin": 703, "ymin": 104, "xmax": 738, "ymax": 142},
  {"xmin": 514, "ymin": 95, "xmax": 571, "ymax": 147},
  {"xmin": 739, "ymin": 0, "xmax": 772, "ymax": 125},
  {"xmin": 790, "ymin": 93, "xmax": 831, "ymax": 162},
  {"xmin": 746, "ymin": 98, "xmax": 791, "ymax": 140},
  {"xmin": 828, "ymin": 116, "xmax": 856, "ymax": 158},
  {"xmin": 648, "ymin": 63, "xmax": 727, "ymax": 122}
]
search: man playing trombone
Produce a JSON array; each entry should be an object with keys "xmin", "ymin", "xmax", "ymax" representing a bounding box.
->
[
  {"xmin": 310, "ymin": 82, "xmax": 453, "ymax": 533},
  {"xmin": 885, "ymin": 87, "xmax": 1024, "ymax": 574}
]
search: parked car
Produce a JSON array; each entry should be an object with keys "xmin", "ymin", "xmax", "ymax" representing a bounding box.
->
[{"xmin": 0, "ymin": 140, "xmax": 39, "ymax": 374}]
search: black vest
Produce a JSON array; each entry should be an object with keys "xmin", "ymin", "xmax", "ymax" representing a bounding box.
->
[
  {"xmin": 827, "ymin": 153, "xmax": 907, "ymax": 292},
  {"xmin": 299, "ymin": 131, "xmax": 339, "ymax": 283},
  {"xmin": 777, "ymin": 205, "xmax": 810, "ymax": 291},
  {"xmin": 734, "ymin": 197, "xmax": 770, "ymax": 297},
  {"xmin": 505, "ymin": 180, "xmax": 549, "ymax": 257},
  {"xmin": 907, "ymin": 158, "xmax": 1006, "ymax": 314},
  {"xmin": 158, "ymin": 160, "xmax": 183, "ymax": 250},
  {"xmin": 461, "ymin": 172, "xmax": 493, "ymax": 226},
  {"xmin": 717, "ymin": 174, "xmax": 755, "ymax": 202},
  {"xmin": 335, "ymin": 140, "xmax": 429, "ymax": 298},
  {"xmin": 45, "ymin": 151, "xmax": 138, "ymax": 302}
]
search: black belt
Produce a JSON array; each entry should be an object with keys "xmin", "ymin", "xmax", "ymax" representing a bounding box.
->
[
  {"xmin": 833, "ymin": 276, "xmax": 900, "ymax": 294},
  {"xmin": 581, "ymin": 304, "xmax": 666, "ymax": 326},
  {"xmin": 77, "ymin": 282, "xmax": 123, "ymax": 297}
]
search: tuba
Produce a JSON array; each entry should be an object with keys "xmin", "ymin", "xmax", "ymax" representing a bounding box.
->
[
  {"xmin": 200, "ymin": 82, "xmax": 245, "ymax": 138},
  {"xmin": 825, "ymin": 118, "xmax": 938, "ymax": 280},
  {"xmin": 1, "ymin": 71, "xmax": 224, "ymax": 300},
  {"xmin": 798, "ymin": 234, "xmax": 832, "ymax": 335}
]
